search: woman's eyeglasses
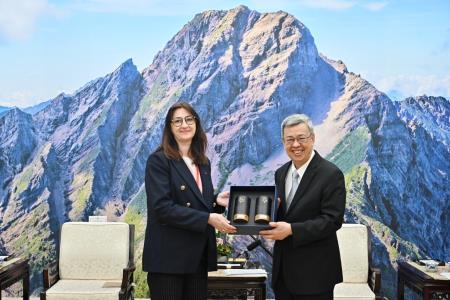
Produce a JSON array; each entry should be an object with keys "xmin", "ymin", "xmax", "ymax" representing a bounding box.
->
[{"xmin": 171, "ymin": 116, "xmax": 196, "ymax": 127}]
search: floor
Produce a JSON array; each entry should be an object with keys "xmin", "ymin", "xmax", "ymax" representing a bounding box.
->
[
  {"xmin": 3, "ymin": 298, "xmax": 150, "ymax": 300},
  {"xmin": 0, "ymin": 298, "xmax": 263, "ymax": 300}
]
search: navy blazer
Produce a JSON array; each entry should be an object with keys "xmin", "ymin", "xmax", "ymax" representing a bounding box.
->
[
  {"xmin": 142, "ymin": 149, "xmax": 225, "ymax": 274},
  {"xmin": 272, "ymin": 151, "xmax": 346, "ymax": 294}
]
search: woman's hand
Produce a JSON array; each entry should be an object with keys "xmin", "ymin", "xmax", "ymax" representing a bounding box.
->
[
  {"xmin": 208, "ymin": 213, "xmax": 236, "ymax": 234},
  {"xmin": 216, "ymin": 191, "xmax": 230, "ymax": 207}
]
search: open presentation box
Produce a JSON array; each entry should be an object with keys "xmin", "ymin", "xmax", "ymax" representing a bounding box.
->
[{"xmin": 227, "ymin": 186, "xmax": 277, "ymax": 235}]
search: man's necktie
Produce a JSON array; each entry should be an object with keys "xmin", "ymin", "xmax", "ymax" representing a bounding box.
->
[{"xmin": 286, "ymin": 171, "xmax": 300, "ymax": 210}]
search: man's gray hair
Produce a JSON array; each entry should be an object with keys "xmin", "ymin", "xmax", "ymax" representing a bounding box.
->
[{"xmin": 281, "ymin": 114, "xmax": 314, "ymax": 138}]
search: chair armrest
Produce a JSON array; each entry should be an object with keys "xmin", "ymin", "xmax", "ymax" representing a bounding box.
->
[
  {"xmin": 121, "ymin": 264, "xmax": 136, "ymax": 289},
  {"xmin": 119, "ymin": 264, "xmax": 136, "ymax": 300},
  {"xmin": 40, "ymin": 261, "xmax": 59, "ymax": 300},
  {"xmin": 42, "ymin": 261, "xmax": 59, "ymax": 289},
  {"xmin": 369, "ymin": 266, "xmax": 382, "ymax": 298}
]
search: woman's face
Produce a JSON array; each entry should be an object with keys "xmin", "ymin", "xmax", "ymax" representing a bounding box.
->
[{"xmin": 170, "ymin": 108, "xmax": 196, "ymax": 144}]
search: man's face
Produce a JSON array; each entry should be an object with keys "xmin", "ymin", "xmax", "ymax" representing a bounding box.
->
[{"xmin": 283, "ymin": 123, "xmax": 315, "ymax": 168}]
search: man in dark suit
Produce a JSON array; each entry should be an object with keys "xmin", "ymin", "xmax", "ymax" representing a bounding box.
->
[{"xmin": 260, "ymin": 114, "xmax": 346, "ymax": 300}]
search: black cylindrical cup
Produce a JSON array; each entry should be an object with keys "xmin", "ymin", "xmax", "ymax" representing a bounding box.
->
[
  {"xmin": 254, "ymin": 196, "xmax": 271, "ymax": 224},
  {"xmin": 233, "ymin": 195, "xmax": 250, "ymax": 223}
]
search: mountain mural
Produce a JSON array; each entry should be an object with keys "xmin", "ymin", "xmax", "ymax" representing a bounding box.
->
[
  {"xmin": 0, "ymin": 5, "xmax": 448, "ymax": 299},
  {"xmin": 0, "ymin": 101, "xmax": 51, "ymax": 118},
  {"xmin": 0, "ymin": 106, "xmax": 10, "ymax": 118}
]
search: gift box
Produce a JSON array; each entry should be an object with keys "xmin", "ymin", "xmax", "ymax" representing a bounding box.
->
[{"xmin": 227, "ymin": 186, "xmax": 277, "ymax": 235}]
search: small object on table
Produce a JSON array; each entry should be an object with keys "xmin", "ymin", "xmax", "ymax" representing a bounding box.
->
[{"xmin": 397, "ymin": 260, "xmax": 450, "ymax": 300}]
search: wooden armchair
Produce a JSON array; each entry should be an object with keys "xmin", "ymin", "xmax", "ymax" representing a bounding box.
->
[
  {"xmin": 40, "ymin": 222, "xmax": 135, "ymax": 300},
  {"xmin": 334, "ymin": 224, "xmax": 382, "ymax": 300}
]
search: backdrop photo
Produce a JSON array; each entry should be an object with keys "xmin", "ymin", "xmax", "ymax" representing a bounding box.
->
[{"xmin": 0, "ymin": 1, "xmax": 449, "ymax": 299}]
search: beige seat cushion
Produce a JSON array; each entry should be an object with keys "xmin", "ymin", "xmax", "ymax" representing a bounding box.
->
[
  {"xmin": 59, "ymin": 222, "xmax": 130, "ymax": 280},
  {"xmin": 46, "ymin": 279, "xmax": 122, "ymax": 300},
  {"xmin": 334, "ymin": 283, "xmax": 375, "ymax": 300},
  {"xmin": 337, "ymin": 224, "xmax": 369, "ymax": 283}
]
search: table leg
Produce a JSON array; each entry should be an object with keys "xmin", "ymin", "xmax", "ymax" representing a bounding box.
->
[
  {"xmin": 255, "ymin": 287, "xmax": 261, "ymax": 300},
  {"xmin": 254, "ymin": 285, "xmax": 266, "ymax": 300},
  {"xmin": 23, "ymin": 267, "xmax": 29, "ymax": 300},
  {"xmin": 397, "ymin": 273, "xmax": 405, "ymax": 300},
  {"xmin": 422, "ymin": 287, "xmax": 430, "ymax": 300}
]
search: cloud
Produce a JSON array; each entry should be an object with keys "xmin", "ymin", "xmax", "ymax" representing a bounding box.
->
[
  {"xmin": 294, "ymin": 0, "xmax": 389, "ymax": 11},
  {"xmin": 68, "ymin": 0, "xmax": 388, "ymax": 15},
  {"xmin": 0, "ymin": 0, "xmax": 63, "ymax": 41},
  {"xmin": 364, "ymin": 1, "xmax": 388, "ymax": 11},
  {"xmin": 430, "ymin": 29, "xmax": 450, "ymax": 56},
  {"xmin": 0, "ymin": 90, "xmax": 37, "ymax": 108},
  {"xmin": 373, "ymin": 74, "xmax": 450, "ymax": 100},
  {"xmin": 68, "ymin": 0, "xmax": 232, "ymax": 16},
  {"xmin": 296, "ymin": 0, "xmax": 357, "ymax": 10},
  {"xmin": 440, "ymin": 29, "xmax": 450, "ymax": 52},
  {"xmin": 70, "ymin": 0, "xmax": 154, "ymax": 14}
]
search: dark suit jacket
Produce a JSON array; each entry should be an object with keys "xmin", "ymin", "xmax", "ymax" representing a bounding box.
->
[
  {"xmin": 272, "ymin": 151, "xmax": 346, "ymax": 295},
  {"xmin": 142, "ymin": 149, "xmax": 224, "ymax": 274}
]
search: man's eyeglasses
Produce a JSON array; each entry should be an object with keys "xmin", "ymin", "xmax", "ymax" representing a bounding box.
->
[
  {"xmin": 171, "ymin": 116, "xmax": 196, "ymax": 127},
  {"xmin": 284, "ymin": 134, "xmax": 312, "ymax": 145}
]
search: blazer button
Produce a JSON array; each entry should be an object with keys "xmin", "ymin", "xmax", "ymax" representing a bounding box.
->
[
  {"xmin": 186, "ymin": 202, "xmax": 191, "ymax": 207},
  {"xmin": 213, "ymin": 202, "xmax": 216, "ymax": 207},
  {"xmin": 181, "ymin": 185, "xmax": 186, "ymax": 191}
]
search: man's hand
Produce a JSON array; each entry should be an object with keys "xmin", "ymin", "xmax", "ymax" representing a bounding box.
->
[
  {"xmin": 216, "ymin": 191, "xmax": 230, "ymax": 207},
  {"xmin": 259, "ymin": 222, "xmax": 292, "ymax": 240},
  {"xmin": 208, "ymin": 213, "xmax": 236, "ymax": 234}
]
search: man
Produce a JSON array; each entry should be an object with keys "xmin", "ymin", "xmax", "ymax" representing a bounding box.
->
[{"xmin": 260, "ymin": 114, "xmax": 346, "ymax": 300}]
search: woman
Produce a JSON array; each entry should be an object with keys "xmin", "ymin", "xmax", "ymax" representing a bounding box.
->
[{"xmin": 142, "ymin": 102, "xmax": 236, "ymax": 300}]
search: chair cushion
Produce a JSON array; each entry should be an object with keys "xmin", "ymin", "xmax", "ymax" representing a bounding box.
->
[
  {"xmin": 59, "ymin": 222, "xmax": 129, "ymax": 280},
  {"xmin": 46, "ymin": 279, "xmax": 122, "ymax": 300},
  {"xmin": 334, "ymin": 283, "xmax": 375, "ymax": 300},
  {"xmin": 337, "ymin": 224, "xmax": 369, "ymax": 283}
]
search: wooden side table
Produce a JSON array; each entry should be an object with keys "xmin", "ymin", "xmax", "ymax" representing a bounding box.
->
[
  {"xmin": 0, "ymin": 257, "xmax": 30, "ymax": 300},
  {"xmin": 208, "ymin": 269, "xmax": 267, "ymax": 300},
  {"xmin": 397, "ymin": 261, "xmax": 450, "ymax": 300}
]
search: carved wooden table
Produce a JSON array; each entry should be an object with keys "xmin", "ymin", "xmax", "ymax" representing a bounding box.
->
[
  {"xmin": 0, "ymin": 257, "xmax": 30, "ymax": 300},
  {"xmin": 208, "ymin": 269, "xmax": 267, "ymax": 300},
  {"xmin": 397, "ymin": 261, "xmax": 450, "ymax": 300}
]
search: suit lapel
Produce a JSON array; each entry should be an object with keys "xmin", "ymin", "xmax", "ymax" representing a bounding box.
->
[
  {"xmin": 277, "ymin": 162, "xmax": 291, "ymax": 215},
  {"xmin": 172, "ymin": 159, "xmax": 209, "ymax": 209},
  {"xmin": 199, "ymin": 164, "xmax": 211, "ymax": 198},
  {"xmin": 286, "ymin": 151, "xmax": 321, "ymax": 216}
]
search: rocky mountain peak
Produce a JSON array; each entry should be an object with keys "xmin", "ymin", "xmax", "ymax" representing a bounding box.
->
[
  {"xmin": 402, "ymin": 95, "xmax": 449, "ymax": 116},
  {"xmin": 0, "ymin": 107, "xmax": 38, "ymax": 206},
  {"xmin": 0, "ymin": 106, "xmax": 28, "ymax": 120},
  {"xmin": 138, "ymin": 6, "xmax": 328, "ymax": 172},
  {"xmin": 0, "ymin": 107, "xmax": 35, "ymax": 146},
  {"xmin": 398, "ymin": 95, "xmax": 450, "ymax": 145},
  {"xmin": 108, "ymin": 58, "xmax": 140, "ymax": 87},
  {"xmin": 321, "ymin": 55, "xmax": 348, "ymax": 74}
]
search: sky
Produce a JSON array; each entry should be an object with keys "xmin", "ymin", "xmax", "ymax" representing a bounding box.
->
[{"xmin": 0, "ymin": 0, "xmax": 449, "ymax": 108}]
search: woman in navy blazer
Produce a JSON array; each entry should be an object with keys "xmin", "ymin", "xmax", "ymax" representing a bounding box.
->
[{"xmin": 143, "ymin": 102, "xmax": 236, "ymax": 300}]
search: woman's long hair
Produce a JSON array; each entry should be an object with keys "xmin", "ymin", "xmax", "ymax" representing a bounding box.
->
[{"xmin": 160, "ymin": 102, "xmax": 208, "ymax": 165}]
